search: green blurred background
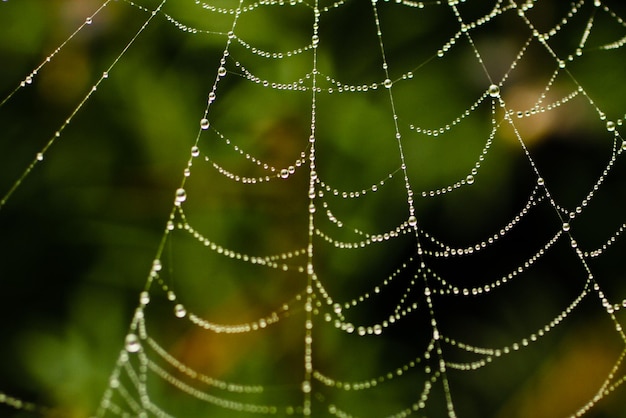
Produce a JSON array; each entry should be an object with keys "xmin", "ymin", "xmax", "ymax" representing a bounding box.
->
[{"xmin": 1, "ymin": 0, "xmax": 626, "ymax": 417}]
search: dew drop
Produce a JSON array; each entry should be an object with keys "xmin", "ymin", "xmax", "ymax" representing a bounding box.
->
[
  {"xmin": 175, "ymin": 188, "xmax": 187, "ymax": 204},
  {"xmin": 606, "ymin": 120, "xmax": 616, "ymax": 132},
  {"xmin": 311, "ymin": 35, "xmax": 319, "ymax": 46},
  {"xmin": 200, "ymin": 118, "xmax": 210, "ymax": 130},
  {"xmin": 280, "ymin": 169, "xmax": 289, "ymax": 178},
  {"xmin": 153, "ymin": 259, "xmax": 162, "ymax": 271},
  {"xmin": 466, "ymin": 174, "xmax": 475, "ymax": 185},
  {"xmin": 408, "ymin": 215, "xmax": 418, "ymax": 227},
  {"xmin": 488, "ymin": 84, "xmax": 500, "ymax": 97},
  {"xmin": 125, "ymin": 333, "xmax": 141, "ymax": 353},
  {"xmin": 167, "ymin": 290, "xmax": 176, "ymax": 301},
  {"xmin": 139, "ymin": 291, "xmax": 150, "ymax": 306},
  {"xmin": 36, "ymin": 153, "xmax": 44, "ymax": 161},
  {"xmin": 174, "ymin": 304, "xmax": 187, "ymax": 318},
  {"xmin": 301, "ymin": 381, "xmax": 311, "ymax": 393},
  {"xmin": 86, "ymin": 17, "xmax": 92, "ymax": 24},
  {"xmin": 383, "ymin": 78, "xmax": 393, "ymax": 89},
  {"xmin": 102, "ymin": 71, "xmax": 109, "ymax": 79},
  {"xmin": 217, "ymin": 66, "xmax": 227, "ymax": 77},
  {"xmin": 191, "ymin": 146, "xmax": 200, "ymax": 157},
  {"xmin": 562, "ymin": 222, "xmax": 570, "ymax": 232},
  {"xmin": 208, "ymin": 92, "xmax": 216, "ymax": 103},
  {"xmin": 537, "ymin": 177, "xmax": 545, "ymax": 186}
]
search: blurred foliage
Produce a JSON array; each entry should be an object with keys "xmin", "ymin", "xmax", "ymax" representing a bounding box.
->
[{"xmin": 1, "ymin": 0, "xmax": 626, "ymax": 417}]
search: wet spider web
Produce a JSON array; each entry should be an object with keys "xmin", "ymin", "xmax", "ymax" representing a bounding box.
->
[{"xmin": 1, "ymin": 0, "xmax": 626, "ymax": 417}]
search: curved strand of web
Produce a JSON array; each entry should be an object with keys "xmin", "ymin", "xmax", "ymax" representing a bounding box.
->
[
  {"xmin": 195, "ymin": 0, "xmax": 313, "ymax": 15},
  {"xmin": 312, "ymin": 5, "xmax": 519, "ymax": 99},
  {"xmin": 381, "ymin": 371, "xmax": 441, "ymax": 418},
  {"xmin": 121, "ymin": 0, "xmax": 226, "ymax": 35},
  {"xmin": 317, "ymin": 286, "xmax": 422, "ymax": 337},
  {"xmin": 167, "ymin": 295, "xmax": 292, "ymax": 334},
  {"xmin": 0, "ymin": 0, "xmax": 112, "ymax": 108},
  {"xmin": 233, "ymin": 62, "xmax": 315, "ymax": 91},
  {"xmin": 195, "ymin": 0, "xmax": 352, "ymax": 15},
  {"xmin": 313, "ymin": 340, "xmax": 433, "ymax": 391},
  {"xmin": 429, "ymin": 229, "xmax": 563, "ymax": 296},
  {"xmin": 207, "ymin": 125, "xmax": 308, "ymax": 170},
  {"xmin": 0, "ymin": 392, "xmax": 50, "ymax": 416},
  {"xmin": 340, "ymin": 257, "xmax": 416, "ymax": 312},
  {"xmin": 309, "ymin": 266, "xmax": 426, "ymax": 337},
  {"xmin": 316, "ymin": 170, "xmax": 400, "ymax": 198},
  {"xmin": 318, "ymin": 0, "xmax": 351, "ymax": 14},
  {"xmin": 315, "ymin": 222, "xmax": 413, "ymax": 249},
  {"xmin": 594, "ymin": 2, "xmax": 626, "ymax": 50},
  {"xmin": 203, "ymin": 155, "xmax": 308, "ymax": 184},
  {"xmin": 323, "ymin": 371, "xmax": 440, "ymax": 418},
  {"xmin": 195, "ymin": 123, "xmax": 310, "ymax": 181},
  {"xmin": 320, "ymin": 200, "xmax": 405, "ymax": 237},
  {"xmin": 146, "ymin": 337, "xmax": 264, "ymax": 393},
  {"xmin": 316, "ymin": 184, "xmax": 542, "ymax": 257},
  {"xmin": 148, "ymin": 361, "xmax": 285, "ymax": 414},
  {"xmin": 433, "ymin": 1, "xmax": 514, "ymax": 59},
  {"xmin": 234, "ymin": 59, "xmax": 402, "ymax": 92},
  {"xmin": 442, "ymin": 274, "xmax": 592, "ymax": 364},
  {"xmin": 552, "ymin": 137, "xmax": 626, "ymax": 221},
  {"xmin": 586, "ymin": 222, "xmax": 626, "ymax": 258},
  {"xmin": 0, "ymin": 0, "xmax": 166, "ymax": 211},
  {"xmin": 306, "ymin": 260, "xmax": 419, "ymax": 332},
  {"xmin": 175, "ymin": 207, "xmax": 307, "ymax": 272},
  {"xmin": 508, "ymin": 86, "xmax": 581, "ymax": 121},
  {"xmin": 233, "ymin": 34, "xmax": 314, "ymax": 59},
  {"xmin": 408, "ymin": 90, "xmax": 490, "ymax": 138},
  {"xmin": 420, "ymin": 106, "xmax": 498, "ymax": 197},
  {"xmin": 146, "ymin": 258, "xmax": 309, "ymax": 334},
  {"xmin": 421, "ymin": 186, "xmax": 545, "ymax": 256},
  {"xmin": 409, "ymin": 33, "xmax": 533, "ymax": 137}
]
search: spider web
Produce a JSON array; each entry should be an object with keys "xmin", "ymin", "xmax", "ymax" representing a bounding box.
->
[{"xmin": 1, "ymin": 0, "xmax": 626, "ymax": 417}]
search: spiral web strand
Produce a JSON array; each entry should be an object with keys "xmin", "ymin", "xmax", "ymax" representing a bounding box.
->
[{"xmin": 1, "ymin": 0, "xmax": 626, "ymax": 416}]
